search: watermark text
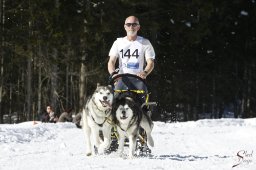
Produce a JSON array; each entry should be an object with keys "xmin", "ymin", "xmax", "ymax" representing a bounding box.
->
[{"xmin": 232, "ymin": 150, "xmax": 253, "ymax": 168}]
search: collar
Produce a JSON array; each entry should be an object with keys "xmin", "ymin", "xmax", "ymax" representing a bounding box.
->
[{"xmin": 118, "ymin": 115, "xmax": 137, "ymax": 132}]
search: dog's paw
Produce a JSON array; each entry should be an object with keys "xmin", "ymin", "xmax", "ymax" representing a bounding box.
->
[
  {"xmin": 98, "ymin": 145, "xmax": 107, "ymax": 155},
  {"xmin": 117, "ymin": 151, "xmax": 127, "ymax": 159},
  {"xmin": 117, "ymin": 148, "xmax": 124, "ymax": 154},
  {"xmin": 86, "ymin": 152, "xmax": 92, "ymax": 156},
  {"xmin": 128, "ymin": 154, "xmax": 136, "ymax": 159},
  {"xmin": 98, "ymin": 148, "xmax": 104, "ymax": 155}
]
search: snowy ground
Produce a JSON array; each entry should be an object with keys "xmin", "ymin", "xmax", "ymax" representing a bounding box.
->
[{"xmin": 0, "ymin": 118, "xmax": 255, "ymax": 170}]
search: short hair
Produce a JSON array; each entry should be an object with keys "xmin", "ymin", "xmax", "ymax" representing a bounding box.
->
[{"xmin": 125, "ymin": 16, "xmax": 140, "ymax": 24}]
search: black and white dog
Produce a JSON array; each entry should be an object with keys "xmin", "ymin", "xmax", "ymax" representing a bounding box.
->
[
  {"xmin": 112, "ymin": 93, "xmax": 154, "ymax": 158},
  {"xmin": 82, "ymin": 84, "xmax": 114, "ymax": 156}
]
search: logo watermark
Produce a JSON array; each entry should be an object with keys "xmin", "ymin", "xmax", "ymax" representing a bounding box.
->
[{"xmin": 232, "ymin": 150, "xmax": 253, "ymax": 168}]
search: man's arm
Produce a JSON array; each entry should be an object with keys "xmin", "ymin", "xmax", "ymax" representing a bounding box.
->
[
  {"xmin": 108, "ymin": 56, "xmax": 117, "ymax": 75},
  {"xmin": 137, "ymin": 58, "xmax": 154, "ymax": 79},
  {"xmin": 144, "ymin": 58, "xmax": 154, "ymax": 75}
]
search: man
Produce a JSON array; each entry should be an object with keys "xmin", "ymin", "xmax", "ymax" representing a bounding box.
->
[
  {"xmin": 107, "ymin": 16, "xmax": 156, "ymax": 154},
  {"xmin": 108, "ymin": 16, "xmax": 155, "ymax": 79}
]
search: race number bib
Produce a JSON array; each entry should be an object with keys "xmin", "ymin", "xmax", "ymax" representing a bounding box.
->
[{"xmin": 118, "ymin": 40, "xmax": 143, "ymax": 74}]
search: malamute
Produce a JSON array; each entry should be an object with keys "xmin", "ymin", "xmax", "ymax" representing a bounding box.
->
[
  {"xmin": 82, "ymin": 83, "xmax": 114, "ymax": 156},
  {"xmin": 112, "ymin": 96, "xmax": 154, "ymax": 158}
]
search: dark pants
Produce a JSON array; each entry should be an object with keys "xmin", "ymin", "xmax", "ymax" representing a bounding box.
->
[{"xmin": 114, "ymin": 76, "xmax": 148, "ymax": 105}]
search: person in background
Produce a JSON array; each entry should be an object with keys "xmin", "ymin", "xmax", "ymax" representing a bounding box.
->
[
  {"xmin": 57, "ymin": 108, "xmax": 73, "ymax": 123},
  {"xmin": 41, "ymin": 105, "xmax": 58, "ymax": 123}
]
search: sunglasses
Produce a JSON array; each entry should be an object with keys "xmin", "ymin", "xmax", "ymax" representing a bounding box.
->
[{"xmin": 125, "ymin": 23, "xmax": 139, "ymax": 27}]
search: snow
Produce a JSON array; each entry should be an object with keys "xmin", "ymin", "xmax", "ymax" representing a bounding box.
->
[
  {"xmin": 0, "ymin": 119, "xmax": 256, "ymax": 170},
  {"xmin": 240, "ymin": 10, "xmax": 249, "ymax": 16},
  {"xmin": 185, "ymin": 22, "xmax": 191, "ymax": 27}
]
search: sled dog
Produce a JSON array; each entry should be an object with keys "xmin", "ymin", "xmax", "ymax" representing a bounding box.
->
[
  {"xmin": 112, "ymin": 95, "xmax": 154, "ymax": 158},
  {"xmin": 82, "ymin": 84, "xmax": 114, "ymax": 156}
]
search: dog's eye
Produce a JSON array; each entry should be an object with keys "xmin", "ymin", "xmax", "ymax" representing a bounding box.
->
[
  {"xmin": 99, "ymin": 92, "xmax": 103, "ymax": 94},
  {"xmin": 107, "ymin": 92, "xmax": 110, "ymax": 95},
  {"xmin": 125, "ymin": 107, "xmax": 129, "ymax": 110}
]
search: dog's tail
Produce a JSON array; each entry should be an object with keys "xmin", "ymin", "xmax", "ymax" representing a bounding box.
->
[
  {"xmin": 147, "ymin": 132, "xmax": 154, "ymax": 147},
  {"xmin": 146, "ymin": 121, "xmax": 154, "ymax": 147},
  {"xmin": 140, "ymin": 115, "xmax": 154, "ymax": 147}
]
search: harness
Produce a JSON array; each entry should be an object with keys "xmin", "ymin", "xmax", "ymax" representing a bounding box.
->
[
  {"xmin": 90, "ymin": 115, "xmax": 109, "ymax": 127},
  {"xmin": 117, "ymin": 114, "xmax": 138, "ymax": 132}
]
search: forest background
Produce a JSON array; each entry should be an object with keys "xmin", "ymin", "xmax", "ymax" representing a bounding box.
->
[{"xmin": 0, "ymin": 0, "xmax": 256, "ymax": 123}]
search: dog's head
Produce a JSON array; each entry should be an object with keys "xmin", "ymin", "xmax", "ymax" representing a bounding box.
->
[
  {"xmin": 115, "ymin": 97, "xmax": 134, "ymax": 124},
  {"xmin": 112, "ymin": 96, "xmax": 142, "ymax": 126},
  {"xmin": 93, "ymin": 83, "xmax": 114, "ymax": 109}
]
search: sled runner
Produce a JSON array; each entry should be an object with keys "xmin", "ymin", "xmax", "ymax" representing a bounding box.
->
[{"xmin": 108, "ymin": 73, "xmax": 156, "ymax": 156}]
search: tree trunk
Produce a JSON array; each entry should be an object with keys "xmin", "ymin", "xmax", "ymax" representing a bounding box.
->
[
  {"xmin": 65, "ymin": 36, "xmax": 72, "ymax": 110},
  {"xmin": 49, "ymin": 0, "xmax": 60, "ymax": 114},
  {"xmin": 241, "ymin": 62, "xmax": 252, "ymax": 118},
  {"xmin": 66, "ymin": 65, "xmax": 69, "ymax": 109},
  {"xmin": 0, "ymin": 0, "xmax": 5, "ymax": 123},
  {"xmin": 26, "ymin": 54, "xmax": 32, "ymax": 121},
  {"xmin": 8, "ymin": 82, "xmax": 13, "ymax": 123},
  {"xmin": 26, "ymin": 0, "xmax": 34, "ymax": 120},
  {"xmin": 79, "ymin": 55, "xmax": 87, "ymax": 112},
  {"xmin": 51, "ymin": 48, "xmax": 58, "ymax": 113},
  {"xmin": 195, "ymin": 74, "xmax": 199, "ymax": 120},
  {"xmin": 37, "ymin": 46, "xmax": 42, "ymax": 120},
  {"xmin": 0, "ymin": 53, "xmax": 3, "ymax": 123},
  {"xmin": 211, "ymin": 76, "xmax": 216, "ymax": 118},
  {"xmin": 187, "ymin": 104, "xmax": 193, "ymax": 121},
  {"xmin": 70, "ymin": 72, "xmax": 74, "ymax": 112},
  {"xmin": 183, "ymin": 103, "xmax": 188, "ymax": 121},
  {"xmin": 234, "ymin": 61, "xmax": 240, "ymax": 118},
  {"xmin": 242, "ymin": 65, "xmax": 249, "ymax": 118},
  {"xmin": 246, "ymin": 63, "xmax": 251, "ymax": 117},
  {"xmin": 218, "ymin": 102, "xmax": 224, "ymax": 118}
]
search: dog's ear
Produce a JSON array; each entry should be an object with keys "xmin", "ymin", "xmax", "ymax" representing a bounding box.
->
[
  {"xmin": 125, "ymin": 97, "xmax": 135, "ymax": 107},
  {"xmin": 107, "ymin": 85, "xmax": 114, "ymax": 93},
  {"xmin": 126, "ymin": 97, "xmax": 134, "ymax": 102},
  {"xmin": 107, "ymin": 85, "xmax": 112, "ymax": 90},
  {"xmin": 95, "ymin": 83, "xmax": 100, "ymax": 93}
]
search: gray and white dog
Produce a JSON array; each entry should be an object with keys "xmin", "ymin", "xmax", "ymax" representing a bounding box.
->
[
  {"xmin": 112, "ymin": 95, "xmax": 154, "ymax": 158},
  {"xmin": 82, "ymin": 83, "xmax": 114, "ymax": 156}
]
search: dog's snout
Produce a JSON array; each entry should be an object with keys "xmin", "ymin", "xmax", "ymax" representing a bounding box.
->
[
  {"xmin": 103, "ymin": 96, "xmax": 107, "ymax": 101},
  {"xmin": 122, "ymin": 110, "xmax": 126, "ymax": 114}
]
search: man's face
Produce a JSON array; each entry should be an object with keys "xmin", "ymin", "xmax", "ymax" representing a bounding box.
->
[{"xmin": 124, "ymin": 17, "xmax": 140, "ymax": 36}]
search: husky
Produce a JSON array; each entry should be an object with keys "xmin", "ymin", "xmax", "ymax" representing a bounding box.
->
[
  {"xmin": 82, "ymin": 83, "xmax": 114, "ymax": 156},
  {"xmin": 112, "ymin": 95, "xmax": 154, "ymax": 158}
]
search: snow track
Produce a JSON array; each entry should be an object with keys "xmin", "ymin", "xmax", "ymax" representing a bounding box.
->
[{"xmin": 0, "ymin": 119, "xmax": 255, "ymax": 170}]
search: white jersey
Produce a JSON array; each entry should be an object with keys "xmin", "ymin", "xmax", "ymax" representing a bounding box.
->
[{"xmin": 109, "ymin": 36, "xmax": 155, "ymax": 74}]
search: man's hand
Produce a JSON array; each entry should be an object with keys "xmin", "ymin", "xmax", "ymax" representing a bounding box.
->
[
  {"xmin": 138, "ymin": 58, "xmax": 154, "ymax": 79},
  {"xmin": 137, "ymin": 71, "xmax": 147, "ymax": 79}
]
